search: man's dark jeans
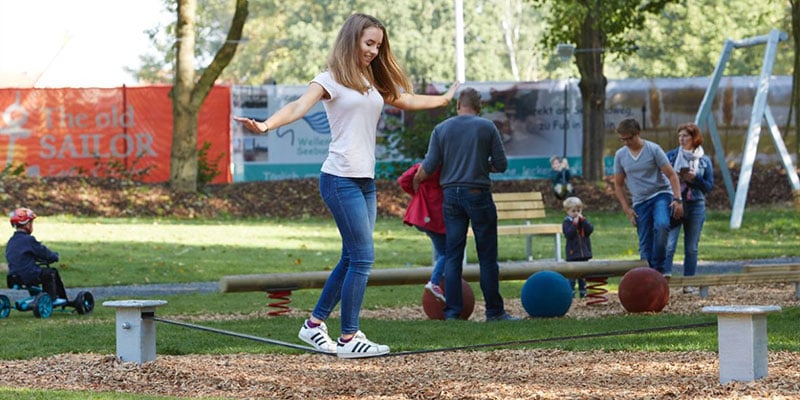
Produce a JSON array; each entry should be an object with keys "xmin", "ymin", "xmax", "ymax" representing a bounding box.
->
[{"xmin": 441, "ymin": 186, "xmax": 505, "ymax": 319}]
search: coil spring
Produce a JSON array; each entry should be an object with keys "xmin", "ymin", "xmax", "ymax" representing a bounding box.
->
[
  {"xmin": 585, "ymin": 276, "xmax": 608, "ymax": 305},
  {"xmin": 266, "ymin": 290, "xmax": 293, "ymax": 316}
]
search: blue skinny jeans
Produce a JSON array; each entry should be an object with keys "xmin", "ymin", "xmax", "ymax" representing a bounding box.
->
[
  {"xmin": 665, "ymin": 200, "xmax": 706, "ymax": 276},
  {"xmin": 312, "ymin": 173, "xmax": 376, "ymax": 335}
]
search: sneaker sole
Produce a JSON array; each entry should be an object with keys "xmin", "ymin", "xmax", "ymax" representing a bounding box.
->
[
  {"xmin": 336, "ymin": 339, "xmax": 390, "ymax": 359},
  {"xmin": 298, "ymin": 331, "xmax": 336, "ymax": 354},
  {"xmin": 337, "ymin": 348, "xmax": 390, "ymax": 359}
]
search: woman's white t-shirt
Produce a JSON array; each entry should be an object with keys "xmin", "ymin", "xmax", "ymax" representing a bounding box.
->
[{"xmin": 312, "ymin": 71, "xmax": 385, "ymax": 179}]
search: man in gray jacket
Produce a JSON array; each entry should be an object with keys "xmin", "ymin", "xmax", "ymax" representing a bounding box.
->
[{"xmin": 413, "ymin": 87, "xmax": 518, "ymax": 321}]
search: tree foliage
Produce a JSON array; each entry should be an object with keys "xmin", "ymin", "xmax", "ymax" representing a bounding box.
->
[
  {"xmin": 137, "ymin": 0, "xmax": 241, "ymax": 83},
  {"xmin": 610, "ymin": 0, "xmax": 792, "ymax": 79},
  {"xmin": 137, "ymin": 0, "xmax": 552, "ymax": 85},
  {"xmin": 134, "ymin": 1, "xmax": 797, "ymax": 185},
  {"xmin": 138, "ymin": 1, "xmax": 795, "ymax": 85},
  {"xmin": 529, "ymin": 0, "xmax": 678, "ymax": 181}
]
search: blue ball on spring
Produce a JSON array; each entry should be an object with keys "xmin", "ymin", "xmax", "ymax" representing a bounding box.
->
[{"xmin": 520, "ymin": 271, "xmax": 573, "ymax": 317}]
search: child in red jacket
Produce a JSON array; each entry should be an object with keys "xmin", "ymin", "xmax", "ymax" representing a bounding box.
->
[{"xmin": 398, "ymin": 163, "xmax": 446, "ymax": 302}]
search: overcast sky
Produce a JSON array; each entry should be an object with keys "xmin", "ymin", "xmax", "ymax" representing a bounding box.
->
[{"xmin": 0, "ymin": 0, "xmax": 171, "ymax": 87}]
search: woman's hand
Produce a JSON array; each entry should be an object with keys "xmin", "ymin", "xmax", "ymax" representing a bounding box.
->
[
  {"xmin": 442, "ymin": 81, "xmax": 460, "ymax": 104},
  {"xmin": 233, "ymin": 117, "xmax": 268, "ymax": 134}
]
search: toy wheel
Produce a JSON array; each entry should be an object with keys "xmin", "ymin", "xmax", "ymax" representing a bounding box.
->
[
  {"xmin": 0, "ymin": 295, "xmax": 10, "ymax": 318},
  {"xmin": 74, "ymin": 291, "xmax": 95, "ymax": 315},
  {"xmin": 32, "ymin": 293, "xmax": 53, "ymax": 319}
]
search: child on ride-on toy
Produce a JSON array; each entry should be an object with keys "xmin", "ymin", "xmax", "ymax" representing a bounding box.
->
[{"xmin": 5, "ymin": 207, "xmax": 69, "ymax": 303}]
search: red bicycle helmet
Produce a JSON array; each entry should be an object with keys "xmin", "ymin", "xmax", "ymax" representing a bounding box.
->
[{"xmin": 9, "ymin": 207, "xmax": 36, "ymax": 227}]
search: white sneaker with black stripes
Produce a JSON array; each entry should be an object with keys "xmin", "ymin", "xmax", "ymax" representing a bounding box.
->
[
  {"xmin": 298, "ymin": 320, "xmax": 337, "ymax": 354},
  {"xmin": 336, "ymin": 330, "xmax": 390, "ymax": 359}
]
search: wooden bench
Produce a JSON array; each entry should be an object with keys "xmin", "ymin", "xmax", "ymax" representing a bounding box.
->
[
  {"xmin": 668, "ymin": 271, "xmax": 800, "ymax": 299},
  {"xmin": 468, "ymin": 191, "xmax": 563, "ymax": 261}
]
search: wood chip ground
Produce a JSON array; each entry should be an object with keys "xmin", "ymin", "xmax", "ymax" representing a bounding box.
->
[{"xmin": 2, "ymin": 284, "xmax": 798, "ymax": 399}]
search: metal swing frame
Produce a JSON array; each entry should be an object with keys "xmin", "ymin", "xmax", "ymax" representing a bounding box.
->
[{"xmin": 694, "ymin": 28, "xmax": 800, "ymax": 229}]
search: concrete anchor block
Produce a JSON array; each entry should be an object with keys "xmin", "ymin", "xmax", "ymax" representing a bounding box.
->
[
  {"xmin": 702, "ymin": 305, "xmax": 781, "ymax": 384},
  {"xmin": 102, "ymin": 300, "xmax": 168, "ymax": 364}
]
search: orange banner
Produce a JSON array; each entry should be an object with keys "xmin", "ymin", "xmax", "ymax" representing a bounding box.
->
[{"xmin": 0, "ymin": 86, "xmax": 231, "ymax": 183}]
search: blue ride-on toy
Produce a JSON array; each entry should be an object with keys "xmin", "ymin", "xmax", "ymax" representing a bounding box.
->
[{"xmin": 0, "ymin": 274, "xmax": 94, "ymax": 319}]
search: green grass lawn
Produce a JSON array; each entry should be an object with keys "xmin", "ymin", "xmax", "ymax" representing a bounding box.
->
[
  {"xmin": 0, "ymin": 207, "xmax": 798, "ymax": 399},
  {"xmin": 7, "ymin": 207, "xmax": 798, "ymax": 287}
]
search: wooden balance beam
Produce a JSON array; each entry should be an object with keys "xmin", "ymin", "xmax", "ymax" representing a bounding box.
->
[
  {"xmin": 219, "ymin": 259, "xmax": 647, "ymax": 293},
  {"xmin": 668, "ymin": 271, "xmax": 800, "ymax": 299},
  {"xmin": 741, "ymin": 263, "xmax": 800, "ymax": 273}
]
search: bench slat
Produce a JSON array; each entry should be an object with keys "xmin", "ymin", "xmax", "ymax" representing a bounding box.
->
[
  {"xmin": 497, "ymin": 224, "xmax": 562, "ymax": 235},
  {"xmin": 495, "ymin": 201, "xmax": 547, "ymax": 212},
  {"xmin": 496, "ymin": 209, "xmax": 547, "ymax": 220},
  {"xmin": 493, "ymin": 192, "xmax": 543, "ymax": 202},
  {"xmin": 469, "ymin": 224, "xmax": 561, "ymax": 236}
]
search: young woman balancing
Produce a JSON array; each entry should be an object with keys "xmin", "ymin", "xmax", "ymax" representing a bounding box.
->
[{"xmin": 235, "ymin": 13, "xmax": 457, "ymax": 358}]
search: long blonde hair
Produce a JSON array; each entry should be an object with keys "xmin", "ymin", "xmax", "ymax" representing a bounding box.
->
[{"xmin": 327, "ymin": 13, "xmax": 411, "ymax": 101}]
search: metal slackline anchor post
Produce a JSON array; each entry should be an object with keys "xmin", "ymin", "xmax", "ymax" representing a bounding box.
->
[
  {"xmin": 102, "ymin": 299, "xmax": 168, "ymax": 364},
  {"xmin": 103, "ymin": 298, "xmax": 329, "ymax": 365},
  {"xmin": 702, "ymin": 305, "xmax": 782, "ymax": 383}
]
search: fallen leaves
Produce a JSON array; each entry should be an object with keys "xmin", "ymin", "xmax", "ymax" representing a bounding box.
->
[{"xmin": 0, "ymin": 166, "xmax": 793, "ymax": 221}]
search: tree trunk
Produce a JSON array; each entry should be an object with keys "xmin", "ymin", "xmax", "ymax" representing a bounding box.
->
[
  {"xmin": 170, "ymin": 0, "xmax": 248, "ymax": 192},
  {"xmin": 792, "ymin": 0, "xmax": 800, "ymax": 159},
  {"xmin": 575, "ymin": 1, "xmax": 607, "ymax": 182},
  {"xmin": 170, "ymin": 0, "xmax": 199, "ymax": 192}
]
